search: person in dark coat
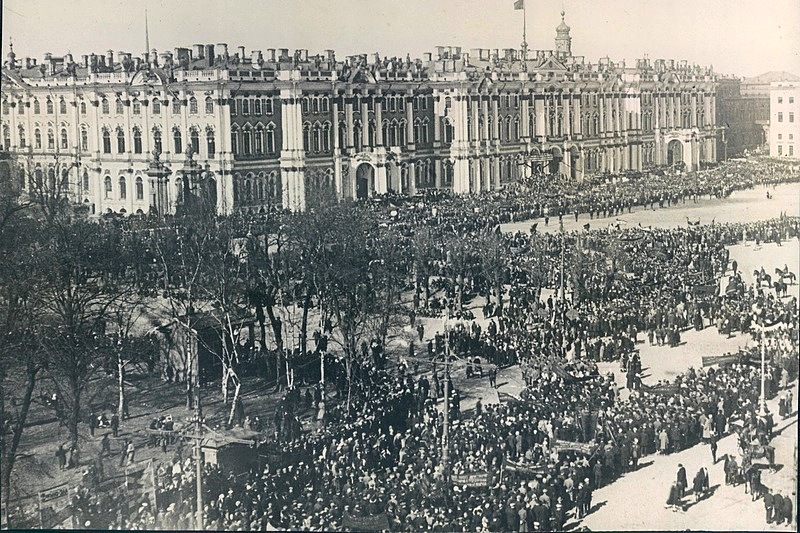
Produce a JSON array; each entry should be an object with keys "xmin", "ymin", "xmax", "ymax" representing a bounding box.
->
[
  {"xmin": 772, "ymin": 493, "xmax": 784, "ymax": 525},
  {"xmin": 692, "ymin": 469, "xmax": 705, "ymax": 501},
  {"xmin": 764, "ymin": 491, "xmax": 774, "ymax": 523},
  {"xmin": 110, "ymin": 413, "xmax": 120, "ymax": 438},
  {"xmin": 56, "ymin": 444, "xmax": 67, "ymax": 470},
  {"xmin": 676, "ymin": 464, "xmax": 687, "ymax": 499},
  {"xmin": 781, "ymin": 492, "xmax": 793, "ymax": 525}
]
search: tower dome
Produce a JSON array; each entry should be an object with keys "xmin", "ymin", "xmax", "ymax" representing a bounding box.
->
[{"xmin": 555, "ymin": 11, "xmax": 572, "ymax": 57}]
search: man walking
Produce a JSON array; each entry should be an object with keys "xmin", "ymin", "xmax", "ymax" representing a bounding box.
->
[{"xmin": 676, "ymin": 464, "xmax": 687, "ymax": 500}]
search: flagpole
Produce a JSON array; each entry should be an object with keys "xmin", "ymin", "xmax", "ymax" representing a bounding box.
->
[{"xmin": 521, "ymin": 0, "xmax": 529, "ymax": 64}]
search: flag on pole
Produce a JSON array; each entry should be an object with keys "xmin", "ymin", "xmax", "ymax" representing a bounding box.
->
[{"xmin": 514, "ymin": 0, "xmax": 524, "ymax": 10}]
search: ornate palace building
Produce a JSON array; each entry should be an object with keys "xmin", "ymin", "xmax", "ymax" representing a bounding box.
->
[{"xmin": 1, "ymin": 13, "xmax": 719, "ymax": 214}]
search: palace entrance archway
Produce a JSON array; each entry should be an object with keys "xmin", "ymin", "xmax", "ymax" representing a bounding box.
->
[{"xmin": 355, "ymin": 163, "xmax": 374, "ymax": 199}]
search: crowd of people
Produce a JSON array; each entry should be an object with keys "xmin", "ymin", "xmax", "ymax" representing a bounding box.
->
[{"xmin": 9, "ymin": 158, "xmax": 799, "ymax": 531}]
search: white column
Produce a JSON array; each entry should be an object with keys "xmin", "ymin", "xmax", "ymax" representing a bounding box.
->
[{"xmin": 521, "ymin": 94, "xmax": 531, "ymax": 140}]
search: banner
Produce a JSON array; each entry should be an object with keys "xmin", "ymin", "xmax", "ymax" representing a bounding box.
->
[
  {"xmin": 551, "ymin": 440, "xmax": 597, "ymax": 455},
  {"xmin": 693, "ymin": 284, "xmax": 717, "ymax": 296},
  {"xmin": 702, "ymin": 354, "xmax": 740, "ymax": 367},
  {"xmin": 451, "ymin": 471, "xmax": 490, "ymax": 488},
  {"xmin": 342, "ymin": 512, "xmax": 390, "ymax": 531},
  {"xmin": 504, "ymin": 459, "xmax": 548, "ymax": 476},
  {"xmin": 641, "ymin": 383, "xmax": 679, "ymax": 396},
  {"xmin": 38, "ymin": 483, "xmax": 72, "ymax": 529}
]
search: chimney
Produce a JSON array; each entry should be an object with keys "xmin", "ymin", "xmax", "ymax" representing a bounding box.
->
[
  {"xmin": 205, "ymin": 44, "xmax": 215, "ymax": 66},
  {"xmin": 217, "ymin": 43, "xmax": 229, "ymax": 61},
  {"xmin": 193, "ymin": 44, "xmax": 204, "ymax": 59},
  {"xmin": 266, "ymin": 49, "xmax": 276, "ymax": 62},
  {"xmin": 133, "ymin": 57, "xmax": 141, "ymax": 70},
  {"xmin": 279, "ymin": 48, "xmax": 289, "ymax": 61},
  {"xmin": 82, "ymin": 55, "xmax": 89, "ymax": 68},
  {"xmin": 251, "ymin": 50, "xmax": 262, "ymax": 65},
  {"xmin": 325, "ymin": 49, "xmax": 335, "ymax": 62},
  {"xmin": 238, "ymin": 46, "xmax": 246, "ymax": 59},
  {"xmin": 25, "ymin": 57, "xmax": 33, "ymax": 69},
  {"xmin": 299, "ymin": 49, "xmax": 308, "ymax": 62},
  {"xmin": 64, "ymin": 53, "xmax": 74, "ymax": 65},
  {"xmin": 106, "ymin": 50, "xmax": 114, "ymax": 69}
]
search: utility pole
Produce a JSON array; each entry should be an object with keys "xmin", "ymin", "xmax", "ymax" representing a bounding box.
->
[
  {"xmin": 193, "ymin": 369, "xmax": 203, "ymax": 530},
  {"xmin": 442, "ymin": 329, "xmax": 450, "ymax": 475}
]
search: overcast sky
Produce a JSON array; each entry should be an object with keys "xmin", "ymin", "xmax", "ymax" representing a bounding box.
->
[{"xmin": 2, "ymin": 0, "xmax": 799, "ymax": 78}]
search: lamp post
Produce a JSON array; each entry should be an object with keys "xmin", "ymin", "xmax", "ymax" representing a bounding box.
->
[{"xmin": 146, "ymin": 148, "xmax": 171, "ymax": 217}]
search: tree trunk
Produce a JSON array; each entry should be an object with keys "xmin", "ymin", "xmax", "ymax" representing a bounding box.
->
[
  {"xmin": 68, "ymin": 377, "xmax": 81, "ymax": 450},
  {"xmin": 300, "ymin": 287, "xmax": 311, "ymax": 358},
  {"xmin": 117, "ymin": 351, "xmax": 126, "ymax": 420},
  {"xmin": 221, "ymin": 364, "xmax": 229, "ymax": 404},
  {"xmin": 1, "ymin": 362, "xmax": 38, "ymax": 521},
  {"xmin": 227, "ymin": 377, "xmax": 241, "ymax": 427},
  {"xmin": 265, "ymin": 301, "xmax": 284, "ymax": 392}
]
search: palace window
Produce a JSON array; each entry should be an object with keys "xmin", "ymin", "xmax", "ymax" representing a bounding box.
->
[
  {"xmin": 254, "ymin": 125, "xmax": 264, "ymax": 154},
  {"xmin": 34, "ymin": 129, "xmax": 42, "ymax": 149},
  {"xmin": 790, "ymin": 112, "xmax": 795, "ymax": 123},
  {"xmin": 104, "ymin": 176, "xmax": 112, "ymax": 198},
  {"xmin": 321, "ymin": 96, "xmax": 329, "ymax": 113},
  {"xmin": 778, "ymin": 145, "xmax": 782, "ymax": 155},
  {"xmin": 46, "ymin": 99, "xmax": 54, "ymax": 114},
  {"xmin": 102, "ymin": 98, "xmax": 110, "ymax": 114},
  {"xmin": 302, "ymin": 98, "xmax": 309, "ymax": 114},
  {"xmin": 172, "ymin": 99, "xmax": 182, "ymax": 115},
  {"xmin": 153, "ymin": 129, "xmax": 162, "ymax": 153},
  {"xmin": 81, "ymin": 127, "xmax": 88, "ymax": 152},
  {"xmin": 119, "ymin": 176, "xmax": 127, "ymax": 199},
  {"xmin": 82, "ymin": 171, "xmax": 89, "ymax": 191},
  {"xmin": 132, "ymin": 99, "xmax": 141, "ymax": 115},
  {"xmin": 264, "ymin": 97, "xmax": 274, "ymax": 114},
  {"xmin": 322, "ymin": 123, "xmax": 331, "ymax": 152},
  {"xmin": 303, "ymin": 122, "xmax": 311, "ymax": 151},
  {"xmin": 205, "ymin": 97, "xmax": 214, "ymax": 114},
  {"xmin": 17, "ymin": 126, "xmax": 25, "ymax": 147},
  {"xmin": 115, "ymin": 99, "xmax": 124, "ymax": 115},
  {"xmin": 59, "ymin": 99, "xmax": 67, "ymax": 114},
  {"xmin": 33, "ymin": 99, "xmax": 41, "ymax": 114},
  {"xmin": 242, "ymin": 126, "xmax": 252, "ymax": 155},
  {"xmin": 778, "ymin": 97, "xmax": 783, "ymax": 104},
  {"xmin": 242, "ymin": 99, "xmax": 250, "ymax": 116},
  {"xmin": 102, "ymin": 128, "xmax": 111, "ymax": 153},
  {"xmin": 117, "ymin": 128, "xmax": 125, "ymax": 153},
  {"xmin": 2, "ymin": 100, "xmax": 9, "ymax": 115},
  {"xmin": 189, "ymin": 97, "xmax": 198, "ymax": 115},
  {"xmin": 152, "ymin": 99, "xmax": 161, "ymax": 114},
  {"xmin": 254, "ymin": 98, "xmax": 262, "ymax": 115},
  {"xmin": 133, "ymin": 128, "xmax": 142, "ymax": 154},
  {"xmin": 230, "ymin": 99, "xmax": 237, "ymax": 116},
  {"xmin": 266, "ymin": 125, "xmax": 276, "ymax": 154},
  {"xmin": 206, "ymin": 130, "xmax": 216, "ymax": 158},
  {"xmin": 47, "ymin": 129, "xmax": 55, "ymax": 150},
  {"xmin": 60, "ymin": 128, "xmax": 68, "ymax": 149},
  {"xmin": 2, "ymin": 126, "xmax": 9, "ymax": 150},
  {"xmin": 789, "ymin": 97, "xmax": 794, "ymax": 104},
  {"xmin": 173, "ymin": 129, "xmax": 182, "ymax": 154},
  {"xmin": 190, "ymin": 129, "xmax": 200, "ymax": 154},
  {"xmin": 231, "ymin": 127, "xmax": 239, "ymax": 155},
  {"xmin": 790, "ymin": 145, "xmax": 794, "ymax": 156},
  {"xmin": 80, "ymin": 101, "xmax": 87, "ymax": 115},
  {"xmin": 136, "ymin": 177, "xmax": 144, "ymax": 200},
  {"xmin": 778, "ymin": 112, "xmax": 783, "ymax": 122}
]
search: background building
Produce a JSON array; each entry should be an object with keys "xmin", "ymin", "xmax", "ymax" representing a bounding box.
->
[
  {"xmin": 1, "ymin": 14, "xmax": 719, "ymax": 214},
  {"xmin": 715, "ymin": 77, "xmax": 769, "ymax": 159},
  {"xmin": 769, "ymin": 81, "xmax": 800, "ymax": 159}
]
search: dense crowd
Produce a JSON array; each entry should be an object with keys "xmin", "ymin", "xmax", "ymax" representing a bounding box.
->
[{"xmin": 10, "ymin": 158, "xmax": 799, "ymax": 531}]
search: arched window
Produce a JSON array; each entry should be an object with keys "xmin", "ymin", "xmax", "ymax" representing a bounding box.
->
[
  {"xmin": 301, "ymin": 98, "xmax": 309, "ymax": 114},
  {"xmin": 422, "ymin": 119, "xmax": 430, "ymax": 144},
  {"xmin": 303, "ymin": 122, "xmax": 311, "ymax": 152},
  {"xmin": 190, "ymin": 129, "xmax": 200, "ymax": 154},
  {"xmin": 102, "ymin": 128, "xmax": 111, "ymax": 153},
  {"xmin": 81, "ymin": 127, "xmax": 88, "ymax": 151},
  {"xmin": 119, "ymin": 176, "xmax": 127, "ymax": 199},
  {"xmin": 242, "ymin": 126, "xmax": 252, "ymax": 155},
  {"xmin": 321, "ymin": 96, "xmax": 329, "ymax": 113},
  {"xmin": 132, "ymin": 99, "xmax": 141, "ymax": 115},
  {"xmin": 46, "ymin": 99, "xmax": 54, "ymax": 114},
  {"xmin": 101, "ymin": 98, "xmax": 110, "ymax": 114},
  {"xmin": 264, "ymin": 97, "xmax": 274, "ymax": 114},
  {"xmin": 116, "ymin": 128, "xmax": 125, "ymax": 153},
  {"xmin": 47, "ymin": 129, "xmax": 55, "ymax": 150},
  {"xmin": 399, "ymin": 120, "xmax": 406, "ymax": 146},
  {"xmin": 266, "ymin": 125, "xmax": 276, "ymax": 154},
  {"xmin": 231, "ymin": 127, "xmax": 239, "ymax": 155},
  {"xmin": 254, "ymin": 125, "xmax": 264, "ymax": 154},
  {"xmin": 173, "ymin": 128, "xmax": 182, "ymax": 154},
  {"xmin": 59, "ymin": 99, "xmax": 67, "ymax": 115},
  {"xmin": 104, "ymin": 175, "xmax": 112, "ymax": 198},
  {"xmin": 135, "ymin": 176, "xmax": 144, "ymax": 200},
  {"xmin": 153, "ymin": 128, "xmax": 162, "ymax": 153},
  {"xmin": 189, "ymin": 97, "xmax": 198, "ymax": 115},
  {"xmin": 152, "ymin": 99, "xmax": 161, "ymax": 114},
  {"xmin": 313, "ymin": 123, "xmax": 322, "ymax": 153},
  {"xmin": 253, "ymin": 99, "xmax": 262, "ymax": 115},
  {"xmin": 172, "ymin": 99, "xmax": 181, "ymax": 115},
  {"xmin": 80, "ymin": 101, "xmax": 87, "ymax": 115},
  {"xmin": 115, "ymin": 99, "xmax": 124, "ymax": 115},
  {"xmin": 241, "ymin": 99, "xmax": 250, "ymax": 116},
  {"xmin": 2, "ymin": 126, "xmax": 9, "ymax": 150},
  {"xmin": 60, "ymin": 128, "xmax": 68, "ymax": 149},
  {"xmin": 205, "ymin": 97, "xmax": 214, "ymax": 114},
  {"xmin": 312, "ymin": 97, "xmax": 319, "ymax": 114},
  {"xmin": 33, "ymin": 99, "xmax": 41, "ymax": 114},
  {"xmin": 82, "ymin": 171, "xmax": 89, "ymax": 191},
  {"xmin": 18, "ymin": 126, "xmax": 26, "ymax": 148},
  {"xmin": 322, "ymin": 123, "xmax": 331, "ymax": 152},
  {"xmin": 133, "ymin": 127, "xmax": 142, "ymax": 154},
  {"xmin": 2, "ymin": 100, "xmax": 8, "ymax": 115},
  {"xmin": 206, "ymin": 130, "xmax": 216, "ymax": 158},
  {"xmin": 34, "ymin": 129, "xmax": 42, "ymax": 149},
  {"xmin": 17, "ymin": 100, "xmax": 24, "ymax": 115}
]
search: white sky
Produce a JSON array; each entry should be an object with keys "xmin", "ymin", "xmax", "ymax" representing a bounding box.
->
[{"xmin": 2, "ymin": 0, "xmax": 799, "ymax": 78}]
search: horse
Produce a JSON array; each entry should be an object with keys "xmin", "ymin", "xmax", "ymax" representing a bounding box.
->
[
  {"xmin": 773, "ymin": 280, "xmax": 788, "ymax": 298},
  {"xmin": 753, "ymin": 270, "xmax": 772, "ymax": 287},
  {"xmin": 775, "ymin": 267, "xmax": 797, "ymax": 285}
]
